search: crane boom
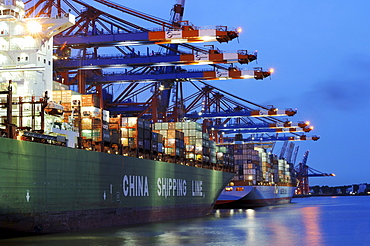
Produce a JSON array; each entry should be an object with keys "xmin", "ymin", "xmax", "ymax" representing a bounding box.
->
[
  {"xmin": 295, "ymin": 151, "xmax": 335, "ymax": 195},
  {"xmin": 185, "ymin": 108, "xmax": 296, "ymax": 119},
  {"xmin": 54, "ymin": 50, "xmax": 257, "ymax": 69},
  {"xmin": 83, "ymin": 68, "xmax": 271, "ymax": 84}
]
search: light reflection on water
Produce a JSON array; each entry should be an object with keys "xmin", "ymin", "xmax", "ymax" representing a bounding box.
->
[
  {"xmin": 1, "ymin": 196, "xmax": 370, "ymax": 246},
  {"xmin": 302, "ymin": 206, "xmax": 323, "ymax": 246}
]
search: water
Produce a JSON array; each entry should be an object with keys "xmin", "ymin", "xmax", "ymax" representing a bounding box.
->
[{"xmin": 1, "ymin": 196, "xmax": 369, "ymax": 246}]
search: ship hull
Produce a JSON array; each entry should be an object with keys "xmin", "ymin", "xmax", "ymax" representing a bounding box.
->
[
  {"xmin": 0, "ymin": 138, "xmax": 234, "ymax": 233},
  {"xmin": 216, "ymin": 185, "xmax": 296, "ymax": 208}
]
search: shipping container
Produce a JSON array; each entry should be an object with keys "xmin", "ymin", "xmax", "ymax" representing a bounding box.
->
[
  {"xmin": 82, "ymin": 129, "xmax": 101, "ymax": 141},
  {"xmin": 102, "ymin": 110, "xmax": 109, "ymax": 122},
  {"xmin": 110, "ymin": 130, "xmax": 119, "ymax": 144},
  {"xmin": 102, "ymin": 129, "xmax": 110, "ymax": 142},
  {"xmin": 81, "ymin": 94, "xmax": 99, "ymax": 107},
  {"xmin": 81, "ymin": 118, "xmax": 101, "ymax": 130}
]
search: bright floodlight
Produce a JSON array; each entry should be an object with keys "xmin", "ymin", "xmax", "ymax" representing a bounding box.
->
[
  {"xmin": 237, "ymin": 27, "xmax": 242, "ymax": 33},
  {"xmin": 26, "ymin": 21, "xmax": 42, "ymax": 33},
  {"xmin": 269, "ymin": 68, "xmax": 275, "ymax": 73}
]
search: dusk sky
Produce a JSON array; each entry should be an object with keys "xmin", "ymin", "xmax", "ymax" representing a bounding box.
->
[{"xmin": 94, "ymin": 0, "xmax": 370, "ymax": 186}]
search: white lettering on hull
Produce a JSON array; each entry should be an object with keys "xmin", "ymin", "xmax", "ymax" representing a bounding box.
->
[
  {"xmin": 192, "ymin": 180, "xmax": 203, "ymax": 197},
  {"xmin": 157, "ymin": 178, "xmax": 187, "ymax": 198},
  {"xmin": 122, "ymin": 175, "xmax": 149, "ymax": 197},
  {"xmin": 120, "ymin": 175, "xmax": 205, "ymax": 199}
]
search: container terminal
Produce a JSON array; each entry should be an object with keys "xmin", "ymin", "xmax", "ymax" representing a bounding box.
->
[{"xmin": 0, "ymin": 0, "xmax": 319, "ymax": 234}]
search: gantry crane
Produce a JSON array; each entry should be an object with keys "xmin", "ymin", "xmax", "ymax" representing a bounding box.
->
[
  {"xmin": 47, "ymin": 1, "xmax": 271, "ymax": 121},
  {"xmin": 22, "ymin": 0, "xmax": 320, "ymax": 150},
  {"xmin": 28, "ymin": 0, "xmax": 272, "ymax": 118},
  {"xmin": 295, "ymin": 151, "xmax": 335, "ymax": 195},
  {"xmin": 127, "ymin": 79, "xmax": 319, "ymax": 144}
]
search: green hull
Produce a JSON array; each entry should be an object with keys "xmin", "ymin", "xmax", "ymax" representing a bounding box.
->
[{"xmin": 0, "ymin": 138, "xmax": 233, "ymax": 233}]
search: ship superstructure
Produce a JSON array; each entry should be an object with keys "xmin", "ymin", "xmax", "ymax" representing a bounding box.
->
[
  {"xmin": 0, "ymin": 0, "xmax": 75, "ymax": 141},
  {"xmin": 0, "ymin": 0, "xmax": 74, "ymax": 99}
]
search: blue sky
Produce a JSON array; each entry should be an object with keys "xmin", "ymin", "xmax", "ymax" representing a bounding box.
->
[{"xmin": 95, "ymin": 0, "xmax": 370, "ymax": 186}]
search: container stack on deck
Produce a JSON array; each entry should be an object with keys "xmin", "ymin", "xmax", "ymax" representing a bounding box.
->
[
  {"xmin": 268, "ymin": 153, "xmax": 294, "ymax": 185},
  {"xmin": 43, "ymin": 98, "xmax": 295, "ymax": 179},
  {"xmin": 153, "ymin": 124, "xmax": 185, "ymax": 163},
  {"xmin": 118, "ymin": 117, "xmax": 155, "ymax": 159},
  {"xmin": 52, "ymin": 90, "xmax": 109, "ymax": 143},
  {"xmin": 215, "ymin": 146, "xmax": 233, "ymax": 168},
  {"xmin": 153, "ymin": 121, "xmax": 227, "ymax": 167},
  {"xmin": 26, "ymin": 87, "xmax": 297, "ymax": 180},
  {"xmin": 214, "ymin": 141, "xmax": 295, "ymax": 186}
]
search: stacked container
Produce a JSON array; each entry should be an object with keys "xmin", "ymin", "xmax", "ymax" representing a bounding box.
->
[
  {"xmin": 230, "ymin": 143, "xmax": 260, "ymax": 183},
  {"xmin": 81, "ymin": 94, "xmax": 100, "ymax": 107},
  {"xmin": 153, "ymin": 122, "xmax": 184, "ymax": 158},
  {"xmin": 52, "ymin": 90, "xmax": 105, "ymax": 142},
  {"xmin": 153, "ymin": 121, "xmax": 219, "ymax": 164},
  {"xmin": 177, "ymin": 121, "xmax": 201, "ymax": 161},
  {"xmin": 270, "ymin": 154, "xmax": 280, "ymax": 183},
  {"xmin": 216, "ymin": 142, "xmax": 297, "ymax": 185},
  {"xmin": 109, "ymin": 116, "xmax": 120, "ymax": 144},
  {"xmin": 120, "ymin": 117, "xmax": 155, "ymax": 152},
  {"xmin": 80, "ymin": 106, "xmax": 102, "ymax": 141},
  {"xmin": 102, "ymin": 109, "xmax": 110, "ymax": 142},
  {"xmin": 52, "ymin": 90, "xmax": 78, "ymax": 123},
  {"xmin": 180, "ymin": 121, "xmax": 214, "ymax": 163},
  {"xmin": 151, "ymin": 131, "xmax": 163, "ymax": 154},
  {"xmin": 121, "ymin": 117, "xmax": 140, "ymax": 148}
]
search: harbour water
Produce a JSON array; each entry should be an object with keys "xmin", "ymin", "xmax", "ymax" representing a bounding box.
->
[{"xmin": 1, "ymin": 196, "xmax": 369, "ymax": 246}]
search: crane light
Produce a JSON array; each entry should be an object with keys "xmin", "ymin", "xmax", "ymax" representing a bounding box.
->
[
  {"xmin": 26, "ymin": 21, "xmax": 42, "ymax": 34},
  {"xmin": 201, "ymin": 36, "xmax": 214, "ymax": 41},
  {"xmin": 237, "ymin": 27, "xmax": 242, "ymax": 33},
  {"xmin": 269, "ymin": 68, "xmax": 275, "ymax": 74}
]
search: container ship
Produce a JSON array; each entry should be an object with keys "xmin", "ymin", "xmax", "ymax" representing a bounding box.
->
[
  {"xmin": 216, "ymin": 135, "xmax": 297, "ymax": 208},
  {"xmin": 0, "ymin": 1, "xmax": 236, "ymax": 234},
  {"xmin": 0, "ymin": 0, "xmax": 319, "ymax": 234}
]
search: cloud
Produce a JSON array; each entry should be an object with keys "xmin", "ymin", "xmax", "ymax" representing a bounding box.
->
[
  {"xmin": 307, "ymin": 78, "xmax": 370, "ymax": 111},
  {"xmin": 305, "ymin": 55, "xmax": 370, "ymax": 111}
]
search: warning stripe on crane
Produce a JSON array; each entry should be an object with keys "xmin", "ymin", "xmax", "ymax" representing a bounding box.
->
[
  {"xmin": 184, "ymin": 108, "xmax": 297, "ymax": 119},
  {"xmin": 180, "ymin": 52, "xmax": 255, "ymax": 65},
  {"xmin": 149, "ymin": 29, "xmax": 238, "ymax": 43},
  {"xmin": 221, "ymin": 127, "xmax": 312, "ymax": 134},
  {"xmin": 275, "ymin": 127, "xmax": 312, "ymax": 133},
  {"xmin": 288, "ymin": 136, "xmax": 320, "ymax": 141},
  {"xmin": 250, "ymin": 109, "xmax": 297, "ymax": 117},
  {"xmin": 223, "ymin": 135, "xmax": 320, "ymax": 143},
  {"xmin": 269, "ymin": 121, "xmax": 309, "ymax": 128},
  {"xmin": 202, "ymin": 69, "xmax": 256, "ymax": 80},
  {"xmin": 54, "ymin": 29, "xmax": 238, "ymax": 47},
  {"xmin": 210, "ymin": 122, "xmax": 309, "ymax": 131}
]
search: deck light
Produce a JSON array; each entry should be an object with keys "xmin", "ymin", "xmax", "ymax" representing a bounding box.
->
[{"xmin": 26, "ymin": 21, "xmax": 42, "ymax": 34}]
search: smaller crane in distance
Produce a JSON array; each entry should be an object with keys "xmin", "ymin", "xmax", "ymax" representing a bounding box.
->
[{"xmin": 295, "ymin": 150, "xmax": 335, "ymax": 196}]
